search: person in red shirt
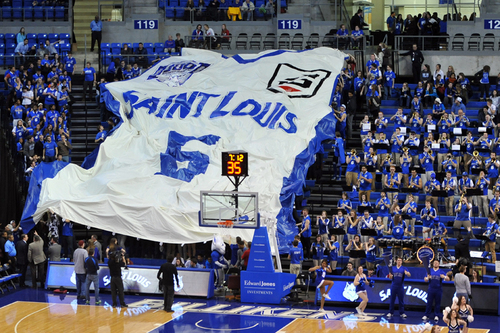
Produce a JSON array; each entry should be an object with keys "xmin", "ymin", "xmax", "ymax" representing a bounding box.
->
[{"xmin": 241, "ymin": 242, "xmax": 251, "ymax": 270}]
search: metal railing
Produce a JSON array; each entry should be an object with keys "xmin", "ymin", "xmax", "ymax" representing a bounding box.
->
[{"xmin": 394, "ymin": 34, "xmax": 496, "ymax": 52}]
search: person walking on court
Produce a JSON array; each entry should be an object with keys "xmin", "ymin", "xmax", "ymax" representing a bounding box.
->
[
  {"xmin": 387, "ymin": 256, "xmax": 411, "ymax": 318},
  {"xmin": 157, "ymin": 255, "xmax": 180, "ymax": 312},
  {"xmin": 90, "ymin": 15, "xmax": 102, "ymax": 52},
  {"xmin": 85, "ymin": 247, "xmax": 101, "ymax": 305},
  {"xmin": 28, "ymin": 234, "xmax": 46, "ymax": 288}
]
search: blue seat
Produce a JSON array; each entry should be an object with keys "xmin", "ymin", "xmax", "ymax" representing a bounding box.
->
[
  {"xmin": 170, "ymin": 52, "xmax": 180, "ymax": 56},
  {"xmin": 111, "ymin": 42, "xmax": 121, "ymax": 54},
  {"xmin": 5, "ymin": 53, "xmax": 15, "ymax": 66},
  {"xmin": 53, "ymin": 43, "xmax": 60, "ymax": 53},
  {"xmin": 60, "ymin": 43, "xmax": 71, "ymax": 54},
  {"xmin": 59, "ymin": 33, "xmax": 70, "ymax": 43},
  {"xmin": 5, "ymin": 34, "xmax": 15, "ymax": 44},
  {"xmin": 48, "ymin": 33, "xmax": 58, "ymax": 43},
  {"xmin": 154, "ymin": 42, "xmax": 164, "ymax": 53},
  {"xmin": 102, "ymin": 52, "xmax": 112, "ymax": 66},
  {"xmin": 144, "ymin": 42, "xmax": 155, "ymax": 62},
  {"xmin": 55, "ymin": 6, "xmax": 64, "ymax": 20},
  {"xmin": 24, "ymin": 6, "xmax": 34, "ymax": 20},
  {"xmin": 12, "ymin": 0, "xmax": 22, "ymax": 6},
  {"xmin": 0, "ymin": 34, "xmax": 4, "ymax": 44},
  {"xmin": 12, "ymin": 6, "xmax": 23, "ymax": 19},
  {"xmin": 0, "ymin": 54, "xmax": 4, "ymax": 67},
  {"xmin": 34, "ymin": 6, "xmax": 44, "ymax": 19},
  {"xmin": 159, "ymin": 0, "xmax": 166, "ymax": 8},
  {"xmin": 2, "ymin": 7, "xmax": 12, "ymax": 20},
  {"xmin": 165, "ymin": 6, "xmax": 175, "ymax": 18},
  {"xmin": 45, "ymin": 6, "xmax": 54, "ymax": 20},
  {"xmin": 6, "ymin": 43, "xmax": 16, "ymax": 53},
  {"xmin": 38, "ymin": 33, "xmax": 47, "ymax": 44},
  {"xmin": 26, "ymin": 33, "xmax": 37, "ymax": 44},
  {"xmin": 132, "ymin": 43, "xmax": 140, "ymax": 51},
  {"xmin": 0, "ymin": 43, "xmax": 4, "ymax": 53},
  {"xmin": 100, "ymin": 43, "xmax": 111, "ymax": 53},
  {"xmin": 28, "ymin": 42, "xmax": 36, "ymax": 49}
]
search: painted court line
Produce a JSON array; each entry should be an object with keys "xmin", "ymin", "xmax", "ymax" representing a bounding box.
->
[
  {"xmin": 14, "ymin": 304, "xmax": 54, "ymax": 333},
  {"xmin": 195, "ymin": 319, "xmax": 260, "ymax": 331}
]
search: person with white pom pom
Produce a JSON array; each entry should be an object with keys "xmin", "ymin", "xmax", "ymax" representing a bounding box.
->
[
  {"xmin": 452, "ymin": 295, "xmax": 474, "ymax": 326},
  {"xmin": 423, "ymin": 259, "xmax": 450, "ymax": 322},
  {"xmin": 443, "ymin": 307, "xmax": 468, "ymax": 333},
  {"xmin": 418, "ymin": 323, "xmax": 442, "ymax": 333},
  {"xmin": 353, "ymin": 265, "xmax": 370, "ymax": 315}
]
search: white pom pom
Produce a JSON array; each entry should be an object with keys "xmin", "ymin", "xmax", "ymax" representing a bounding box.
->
[
  {"xmin": 468, "ymin": 315, "xmax": 474, "ymax": 323},
  {"xmin": 453, "ymin": 296, "xmax": 458, "ymax": 304},
  {"xmin": 424, "ymin": 323, "xmax": 432, "ymax": 331},
  {"xmin": 445, "ymin": 306, "xmax": 451, "ymax": 313}
]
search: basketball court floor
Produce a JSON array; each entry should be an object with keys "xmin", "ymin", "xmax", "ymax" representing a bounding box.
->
[{"xmin": 0, "ymin": 288, "xmax": 494, "ymax": 333}]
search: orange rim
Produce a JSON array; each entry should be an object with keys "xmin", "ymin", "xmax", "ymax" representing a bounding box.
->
[{"xmin": 217, "ymin": 220, "xmax": 234, "ymax": 228}]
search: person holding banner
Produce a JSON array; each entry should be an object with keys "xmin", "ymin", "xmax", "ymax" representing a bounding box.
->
[
  {"xmin": 309, "ymin": 259, "xmax": 334, "ymax": 312},
  {"xmin": 386, "ymin": 257, "xmax": 411, "ymax": 318},
  {"xmin": 354, "ymin": 265, "xmax": 370, "ymax": 315},
  {"xmin": 423, "ymin": 259, "xmax": 450, "ymax": 322}
]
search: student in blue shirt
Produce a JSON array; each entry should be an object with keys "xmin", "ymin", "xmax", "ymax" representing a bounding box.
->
[
  {"xmin": 351, "ymin": 26, "xmax": 364, "ymax": 49},
  {"xmin": 336, "ymin": 24, "xmax": 352, "ymax": 49},
  {"xmin": 90, "ymin": 16, "xmax": 103, "ymax": 52},
  {"xmin": 311, "ymin": 235, "xmax": 327, "ymax": 267},
  {"xmin": 131, "ymin": 63, "xmax": 141, "ymax": 77},
  {"xmin": 423, "ymin": 259, "xmax": 449, "ymax": 321},
  {"xmin": 327, "ymin": 235, "xmax": 339, "ymax": 269},
  {"xmin": 82, "ymin": 62, "xmax": 96, "ymax": 100},
  {"xmin": 383, "ymin": 65, "xmax": 396, "ymax": 100},
  {"xmin": 317, "ymin": 210, "xmax": 330, "ymax": 244},
  {"xmin": 164, "ymin": 35, "xmax": 176, "ymax": 54},
  {"xmin": 288, "ymin": 240, "xmax": 303, "ymax": 280},
  {"xmin": 358, "ymin": 165, "xmax": 373, "ymax": 202},
  {"xmin": 477, "ymin": 65, "xmax": 490, "ymax": 101},
  {"xmin": 364, "ymin": 237, "xmax": 377, "ymax": 270},
  {"xmin": 476, "ymin": 170, "xmax": 490, "ymax": 218},
  {"xmin": 345, "ymin": 150, "xmax": 361, "ymax": 187},
  {"xmin": 95, "ymin": 125, "xmax": 107, "ymax": 144},
  {"xmin": 386, "ymin": 257, "xmax": 411, "ymax": 318},
  {"xmin": 337, "ymin": 192, "xmax": 352, "ymax": 215},
  {"xmin": 484, "ymin": 215, "xmax": 500, "ymax": 263},
  {"xmin": 65, "ymin": 53, "xmax": 77, "ymax": 76},
  {"xmin": 376, "ymin": 191, "xmax": 391, "ymax": 228},
  {"xmin": 453, "ymin": 194, "xmax": 472, "ymax": 238},
  {"xmin": 402, "ymin": 193, "xmax": 417, "ymax": 235},
  {"xmin": 43, "ymin": 135, "xmax": 58, "ymax": 162},
  {"xmin": 421, "ymin": 199, "xmax": 437, "ymax": 238}
]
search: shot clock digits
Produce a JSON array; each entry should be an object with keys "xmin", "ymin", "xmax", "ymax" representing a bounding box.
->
[{"xmin": 222, "ymin": 152, "xmax": 248, "ymax": 177}]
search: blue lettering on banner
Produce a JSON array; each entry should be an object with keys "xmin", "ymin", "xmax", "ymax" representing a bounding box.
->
[
  {"xmin": 155, "ymin": 131, "xmax": 220, "ymax": 182},
  {"xmin": 147, "ymin": 61, "xmax": 210, "ymax": 86},
  {"xmin": 122, "ymin": 90, "xmax": 298, "ymax": 134}
]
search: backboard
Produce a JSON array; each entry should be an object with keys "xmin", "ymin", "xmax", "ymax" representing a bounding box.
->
[{"xmin": 199, "ymin": 191, "xmax": 259, "ymax": 229}]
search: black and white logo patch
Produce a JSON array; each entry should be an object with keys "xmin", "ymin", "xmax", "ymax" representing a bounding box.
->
[{"xmin": 267, "ymin": 63, "xmax": 331, "ymax": 98}]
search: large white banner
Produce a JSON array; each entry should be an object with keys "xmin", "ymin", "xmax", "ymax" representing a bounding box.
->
[{"xmin": 33, "ymin": 48, "xmax": 346, "ymax": 244}]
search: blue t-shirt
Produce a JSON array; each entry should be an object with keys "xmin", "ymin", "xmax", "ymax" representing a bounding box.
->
[
  {"xmin": 480, "ymin": 71, "xmax": 489, "ymax": 84},
  {"xmin": 431, "ymin": 222, "xmax": 447, "ymax": 236},
  {"xmin": 84, "ymin": 67, "xmax": 96, "ymax": 81},
  {"xmin": 428, "ymin": 268, "xmax": 445, "ymax": 290},
  {"xmin": 62, "ymin": 221, "xmax": 73, "ymax": 236},
  {"xmin": 405, "ymin": 201, "xmax": 417, "ymax": 218},
  {"xmin": 311, "ymin": 242, "xmax": 326, "ymax": 260},
  {"xmin": 455, "ymin": 203, "xmax": 471, "ymax": 221},
  {"xmin": 164, "ymin": 40, "xmax": 175, "ymax": 49},
  {"xmin": 318, "ymin": 218, "xmax": 330, "ymax": 235},
  {"xmin": 65, "ymin": 57, "xmax": 76, "ymax": 73},
  {"xmin": 358, "ymin": 171, "xmax": 373, "ymax": 191},
  {"xmin": 486, "ymin": 159, "xmax": 499, "ymax": 178},
  {"xmin": 338, "ymin": 199, "xmax": 351, "ymax": 214},
  {"xmin": 43, "ymin": 141, "xmax": 57, "ymax": 157},
  {"xmin": 384, "ymin": 71, "xmax": 396, "ymax": 87},
  {"xmin": 421, "ymin": 207, "xmax": 436, "ymax": 227},
  {"xmin": 11, "ymin": 105, "xmax": 25, "ymax": 120},
  {"xmin": 354, "ymin": 77, "xmax": 364, "ymax": 92},
  {"xmin": 329, "ymin": 242, "xmax": 339, "ymax": 262},
  {"xmin": 346, "ymin": 156, "xmax": 360, "ymax": 173},
  {"xmin": 377, "ymin": 197, "xmax": 390, "ymax": 216},
  {"xmin": 366, "ymin": 244, "xmax": 377, "ymax": 262},
  {"xmin": 289, "ymin": 247, "xmax": 303, "ymax": 264},
  {"xmin": 486, "ymin": 222, "xmax": 499, "ymax": 241},
  {"xmin": 391, "ymin": 265, "xmax": 407, "ymax": 287}
]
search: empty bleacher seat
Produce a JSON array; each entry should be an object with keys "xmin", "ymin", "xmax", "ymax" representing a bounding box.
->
[
  {"xmin": 468, "ymin": 33, "xmax": 480, "ymax": 51},
  {"xmin": 144, "ymin": 42, "xmax": 155, "ymax": 62},
  {"xmin": 2, "ymin": 7, "xmax": 12, "ymax": 20},
  {"xmin": 5, "ymin": 34, "xmax": 15, "ymax": 45},
  {"xmin": 111, "ymin": 42, "xmax": 122, "ymax": 56},
  {"xmin": 306, "ymin": 33, "xmax": 319, "ymax": 49},
  {"xmin": 55, "ymin": 6, "xmax": 65, "ymax": 20},
  {"xmin": 249, "ymin": 33, "xmax": 261, "ymax": 50},
  {"xmin": 0, "ymin": 34, "xmax": 4, "ymax": 43},
  {"xmin": 278, "ymin": 33, "xmax": 290, "ymax": 49},
  {"xmin": 154, "ymin": 42, "xmax": 164, "ymax": 53},
  {"xmin": 48, "ymin": 33, "xmax": 58, "ymax": 43},
  {"xmin": 26, "ymin": 33, "xmax": 37, "ymax": 44},
  {"xmin": 38, "ymin": 33, "xmax": 47, "ymax": 43},
  {"xmin": 0, "ymin": 43, "xmax": 4, "ymax": 53},
  {"xmin": 452, "ymin": 33, "xmax": 464, "ymax": 51},
  {"xmin": 34, "ymin": 6, "xmax": 44, "ymax": 20},
  {"xmin": 5, "ymin": 53, "xmax": 15, "ymax": 66},
  {"xmin": 291, "ymin": 33, "xmax": 303, "ymax": 50},
  {"xmin": 60, "ymin": 43, "xmax": 71, "ymax": 54},
  {"xmin": 12, "ymin": 6, "xmax": 23, "ymax": 20},
  {"xmin": 235, "ymin": 33, "xmax": 248, "ymax": 50},
  {"xmin": 59, "ymin": 33, "xmax": 70, "ymax": 43},
  {"xmin": 483, "ymin": 33, "xmax": 495, "ymax": 51},
  {"xmin": 263, "ymin": 33, "xmax": 275, "ymax": 50},
  {"xmin": 6, "ymin": 43, "xmax": 16, "ymax": 53},
  {"xmin": 45, "ymin": 6, "xmax": 54, "ymax": 20}
]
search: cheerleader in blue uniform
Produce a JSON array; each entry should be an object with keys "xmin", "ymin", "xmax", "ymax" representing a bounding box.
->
[
  {"xmin": 353, "ymin": 265, "xmax": 369, "ymax": 315},
  {"xmin": 309, "ymin": 259, "xmax": 334, "ymax": 312},
  {"xmin": 452, "ymin": 295, "xmax": 474, "ymax": 327},
  {"xmin": 443, "ymin": 308, "xmax": 468, "ymax": 333}
]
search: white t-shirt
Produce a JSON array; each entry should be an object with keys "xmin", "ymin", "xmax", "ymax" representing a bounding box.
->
[{"xmin": 22, "ymin": 90, "xmax": 33, "ymax": 106}]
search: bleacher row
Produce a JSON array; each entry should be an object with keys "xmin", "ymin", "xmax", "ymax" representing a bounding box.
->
[
  {"xmin": 0, "ymin": 2, "xmax": 67, "ymax": 21},
  {"xmin": 100, "ymin": 42, "xmax": 179, "ymax": 66},
  {"xmin": 0, "ymin": 32, "xmax": 71, "ymax": 66},
  {"xmin": 158, "ymin": 0, "xmax": 286, "ymax": 20}
]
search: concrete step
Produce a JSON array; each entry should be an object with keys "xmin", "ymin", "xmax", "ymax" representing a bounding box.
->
[{"xmin": 132, "ymin": 7, "xmax": 159, "ymax": 14}]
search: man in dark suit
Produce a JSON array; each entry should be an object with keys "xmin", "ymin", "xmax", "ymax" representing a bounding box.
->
[
  {"xmin": 157, "ymin": 255, "xmax": 180, "ymax": 312},
  {"xmin": 28, "ymin": 234, "xmax": 46, "ymax": 288},
  {"xmin": 350, "ymin": 9, "xmax": 368, "ymax": 31},
  {"xmin": 16, "ymin": 234, "xmax": 28, "ymax": 287}
]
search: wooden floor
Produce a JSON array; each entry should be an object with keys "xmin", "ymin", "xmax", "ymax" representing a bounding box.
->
[
  {"xmin": 0, "ymin": 301, "xmax": 176, "ymax": 333},
  {"xmin": 0, "ymin": 301, "xmax": 492, "ymax": 333},
  {"xmin": 277, "ymin": 319, "xmax": 491, "ymax": 333}
]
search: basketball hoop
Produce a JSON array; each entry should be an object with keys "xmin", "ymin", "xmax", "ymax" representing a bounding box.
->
[{"xmin": 217, "ymin": 220, "xmax": 234, "ymax": 244}]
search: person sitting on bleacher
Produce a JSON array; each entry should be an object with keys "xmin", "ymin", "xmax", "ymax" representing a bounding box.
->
[
  {"xmin": 431, "ymin": 98, "xmax": 445, "ymax": 121},
  {"xmin": 476, "ymin": 170, "xmax": 490, "ymax": 218},
  {"xmin": 402, "ymin": 193, "xmax": 417, "ymax": 235},
  {"xmin": 423, "ymin": 82, "xmax": 437, "ymax": 108},
  {"xmin": 452, "ymin": 96, "xmax": 467, "ymax": 114},
  {"xmin": 420, "ymin": 199, "xmax": 436, "ymax": 239},
  {"xmin": 335, "ymin": 24, "xmax": 352, "ymax": 50},
  {"xmin": 399, "ymin": 82, "xmax": 412, "ymax": 108},
  {"xmin": 351, "ymin": 26, "xmax": 364, "ymax": 50}
]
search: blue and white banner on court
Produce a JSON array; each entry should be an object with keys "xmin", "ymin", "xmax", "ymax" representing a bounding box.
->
[{"xmin": 26, "ymin": 48, "xmax": 345, "ymax": 248}]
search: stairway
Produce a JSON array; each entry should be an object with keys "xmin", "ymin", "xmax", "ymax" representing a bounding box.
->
[
  {"xmin": 69, "ymin": 74, "xmax": 100, "ymax": 165},
  {"xmin": 73, "ymin": 0, "xmax": 99, "ymax": 52},
  {"xmin": 130, "ymin": 0, "xmax": 158, "ymax": 15}
]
